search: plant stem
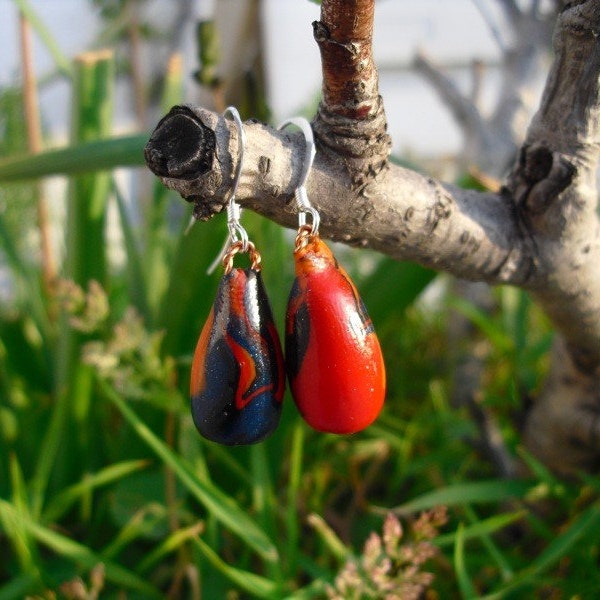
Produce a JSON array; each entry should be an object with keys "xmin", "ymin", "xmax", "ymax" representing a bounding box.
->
[
  {"xmin": 127, "ymin": 0, "xmax": 146, "ymax": 129},
  {"xmin": 18, "ymin": 11, "xmax": 56, "ymax": 296}
]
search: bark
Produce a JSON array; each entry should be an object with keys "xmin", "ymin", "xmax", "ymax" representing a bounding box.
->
[
  {"xmin": 413, "ymin": 0, "xmax": 559, "ymax": 476},
  {"xmin": 145, "ymin": 0, "xmax": 600, "ymax": 475}
]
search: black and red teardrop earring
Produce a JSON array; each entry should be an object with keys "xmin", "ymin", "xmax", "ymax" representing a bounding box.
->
[
  {"xmin": 190, "ymin": 107, "xmax": 285, "ymax": 445},
  {"xmin": 279, "ymin": 118, "xmax": 387, "ymax": 434}
]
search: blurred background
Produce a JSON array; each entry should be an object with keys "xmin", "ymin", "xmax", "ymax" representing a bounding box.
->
[
  {"xmin": 2, "ymin": 2, "xmax": 594, "ymax": 599},
  {"xmin": 0, "ymin": 0, "xmax": 522, "ymax": 155}
]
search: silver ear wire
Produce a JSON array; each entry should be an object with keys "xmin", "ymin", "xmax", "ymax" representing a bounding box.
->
[
  {"xmin": 278, "ymin": 117, "xmax": 320, "ymax": 236},
  {"xmin": 223, "ymin": 106, "xmax": 249, "ymax": 250},
  {"xmin": 207, "ymin": 106, "xmax": 250, "ymax": 274}
]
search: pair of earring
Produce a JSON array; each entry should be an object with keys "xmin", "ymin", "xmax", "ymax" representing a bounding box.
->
[{"xmin": 190, "ymin": 108, "xmax": 386, "ymax": 445}]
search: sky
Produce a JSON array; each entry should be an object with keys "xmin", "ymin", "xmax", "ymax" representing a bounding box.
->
[{"xmin": 0, "ymin": 0, "xmax": 517, "ymax": 155}]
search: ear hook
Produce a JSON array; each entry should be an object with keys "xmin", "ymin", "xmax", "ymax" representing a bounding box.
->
[
  {"xmin": 278, "ymin": 117, "xmax": 320, "ymax": 236},
  {"xmin": 223, "ymin": 106, "xmax": 249, "ymax": 250},
  {"xmin": 206, "ymin": 106, "xmax": 250, "ymax": 274}
]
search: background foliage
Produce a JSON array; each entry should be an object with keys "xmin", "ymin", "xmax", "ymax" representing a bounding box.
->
[{"xmin": 0, "ymin": 1, "xmax": 599, "ymax": 598}]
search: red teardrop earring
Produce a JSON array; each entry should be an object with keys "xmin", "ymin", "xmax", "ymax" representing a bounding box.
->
[
  {"xmin": 190, "ymin": 107, "xmax": 285, "ymax": 445},
  {"xmin": 279, "ymin": 118, "xmax": 386, "ymax": 434}
]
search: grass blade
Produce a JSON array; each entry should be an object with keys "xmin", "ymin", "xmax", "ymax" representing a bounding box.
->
[
  {"xmin": 286, "ymin": 422, "xmax": 305, "ymax": 574},
  {"xmin": 449, "ymin": 296, "xmax": 513, "ymax": 352},
  {"xmin": 144, "ymin": 178, "xmax": 172, "ymax": 319},
  {"xmin": 0, "ymin": 499, "xmax": 161, "ymax": 597},
  {"xmin": 158, "ymin": 219, "xmax": 224, "ymax": 356},
  {"xmin": 251, "ymin": 442, "xmax": 284, "ymax": 584},
  {"xmin": 306, "ymin": 514, "xmax": 350, "ymax": 562},
  {"xmin": 100, "ymin": 379, "xmax": 279, "ymax": 563},
  {"xmin": 435, "ymin": 510, "xmax": 526, "ymax": 548},
  {"xmin": 0, "ymin": 134, "xmax": 147, "ymax": 182},
  {"xmin": 101, "ymin": 503, "xmax": 168, "ymax": 560},
  {"xmin": 12, "ymin": 0, "xmax": 72, "ymax": 78},
  {"xmin": 391, "ymin": 479, "xmax": 534, "ymax": 514},
  {"xmin": 0, "ymin": 573, "xmax": 41, "ymax": 600},
  {"xmin": 137, "ymin": 522, "xmax": 204, "ymax": 573},
  {"xmin": 29, "ymin": 390, "xmax": 70, "ymax": 519},
  {"xmin": 4, "ymin": 455, "xmax": 39, "ymax": 575},
  {"xmin": 454, "ymin": 522, "xmax": 478, "ymax": 599},
  {"xmin": 66, "ymin": 50, "xmax": 115, "ymax": 287},
  {"xmin": 193, "ymin": 536, "xmax": 281, "ymax": 599},
  {"xmin": 464, "ymin": 505, "xmax": 515, "ymax": 581},
  {"xmin": 112, "ymin": 179, "xmax": 150, "ymax": 318},
  {"xmin": 481, "ymin": 501, "xmax": 600, "ymax": 599},
  {"xmin": 42, "ymin": 459, "xmax": 149, "ymax": 523},
  {"xmin": 0, "ymin": 215, "xmax": 51, "ymax": 341},
  {"xmin": 361, "ymin": 258, "xmax": 436, "ymax": 319},
  {"xmin": 528, "ymin": 501, "xmax": 600, "ymax": 575}
]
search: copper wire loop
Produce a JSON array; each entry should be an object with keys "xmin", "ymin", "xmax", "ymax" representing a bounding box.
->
[
  {"xmin": 222, "ymin": 240, "xmax": 262, "ymax": 274},
  {"xmin": 294, "ymin": 224, "xmax": 316, "ymax": 252}
]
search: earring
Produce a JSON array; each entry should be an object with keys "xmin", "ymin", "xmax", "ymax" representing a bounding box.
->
[
  {"xmin": 280, "ymin": 118, "xmax": 386, "ymax": 434},
  {"xmin": 190, "ymin": 107, "xmax": 285, "ymax": 445}
]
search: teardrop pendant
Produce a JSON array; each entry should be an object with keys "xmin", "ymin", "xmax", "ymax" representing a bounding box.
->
[
  {"xmin": 191, "ymin": 264, "xmax": 285, "ymax": 445},
  {"xmin": 285, "ymin": 229, "xmax": 386, "ymax": 434}
]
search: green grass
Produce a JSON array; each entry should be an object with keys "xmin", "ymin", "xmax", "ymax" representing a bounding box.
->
[{"xmin": 0, "ymin": 5, "xmax": 599, "ymax": 599}]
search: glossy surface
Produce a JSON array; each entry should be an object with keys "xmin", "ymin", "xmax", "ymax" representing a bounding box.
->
[
  {"xmin": 191, "ymin": 268, "xmax": 285, "ymax": 445},
  {"xmin": 286, "ymin": 235, "xmax": 386, "ymax": 434}
]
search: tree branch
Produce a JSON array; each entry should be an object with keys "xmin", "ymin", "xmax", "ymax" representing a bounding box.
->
[
  {"xmin": 145, "ymin": 104, "xmax": 533, "ymax": 285},
  {"xmin": 411, "ymin": 52, "xmax": 507, "ymax": 173},
  {"xmin": 313, "ymin": 0, "xmax": 379, "ymax": 120},
  {"xmin": 473, "ymin": 0, "xmax": 509, "ymax": 52},
  {"xmin": 505, "ymin": 0, "xmax": 600, "ymax": 474},
  {"xmin": 413, "ymin": 52, "xmax": 485, "ymax": 137},
  {"xmin": 311, "ymin": 0, "xmax": 391, "ymax": 187},
  {"xmin": 505, "ymin": 0, "xmax": 600, "ymax": 371},
  {"xmin": 495, "ymin": 0, "xmax": 523, "ymax": 27},
  {"xmin": 144, "ymin": 0, "xmax": 600, "ymax": 474}
]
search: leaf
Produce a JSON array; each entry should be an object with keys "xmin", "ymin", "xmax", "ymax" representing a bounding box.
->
[
  {"xmin": 285, "ymin": 422, "xmax": 305, "ymax": 574},
  {"xmin": 516, "ymin": 446, "xmax": 562, "ymax": 488},
  {"xmin": 193, "ymin": 536, "xmax": 282, "ymax": 599},
  {"xmin": 528, "ymin": 502, "xmax": 600, "ymax": 576},
  {"xmin": 158, "ymin": 218, "xmax": 224, "ymax": 356},
  {"xmin": 435, "ymin": 510, "xmax": 526, "ymax": 548},
  {"xmin": 454, "ymin": 523, "xmax": 478, "ymax": 599},
  {"xmin": 0, "ymin": 573, "xmax": 41, "ymax": 600},
  {"xmin": 0, "ymin": 134, "xmax": 147, "ymax": 182},
  {"xmin": 101, "ymin": 503, "xmax": 169, "ymax": 560},
  {"xmin": 100, "ymin": 379, "xmax": 279, "ymax": 563},
  {"xmin": 42, "ymin": 459, "xmax": 149, "ymax": 523},
  {"xmin": 390, "ymin": 479, "xmax": 534, "ymax": 514},
  {"xmin": 306, "ymin": 513, "xmax": 350, "ymax": 562},
  {"xmin": 29, "ymin": 390, "xmax": 71, "ymax": 519},
  {"xmin": 137, "ymin": 522, "xmax": 204, "ymax": 573},
  {"xmin": 449, "ymin": 296, "xmax": 513, "ymax": 352},
  {"xmin": 0, "ymin": 499, "xmax": 160, "ymax": 597},
  {"xmin": 3, "ymin": 454, "xmax": 39, "ymax": 573},
  {"xmin": 361, "ymin": 258, "xmax": 437, "ymax": 321},
  {"xmin": 0, "ymin": 216, "xmax": 51, "ymax": 343},
  {"xmin": 480, "ymin": 501, "xmax": 600, "ymax": 599},
  {"xmin": 112, "ymin": 179, "xmax": 150, "ymax": 318},
  {"xmin": 463, "ymin": 505, "xmax": 515, "ymax": 582}
]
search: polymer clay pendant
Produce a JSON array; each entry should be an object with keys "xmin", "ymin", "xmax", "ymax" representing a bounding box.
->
[
  {"xmin": 191, "ymin": 243, "xmax": 285, "ymax": 445},
  {"xmin": 286, "ymin": 228, "xmax": 386, "ymax": 434}
]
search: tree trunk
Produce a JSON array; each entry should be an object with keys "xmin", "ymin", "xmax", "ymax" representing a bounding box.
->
[{"xmin": 144, "ymin": 0, "xmax": 600, "ymax": 476}]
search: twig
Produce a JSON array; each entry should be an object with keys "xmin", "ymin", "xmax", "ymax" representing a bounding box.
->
[
  {"xmin": 494, "ymin": 0, "xmax": 522, "ymax": 26},
  {"xmin": 472, "ymin": 0, "xmax": 509, "ymax": 52},
  {"xmin": 413, "ymin": 52, "xmax": 485, "ymax": 139}
]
